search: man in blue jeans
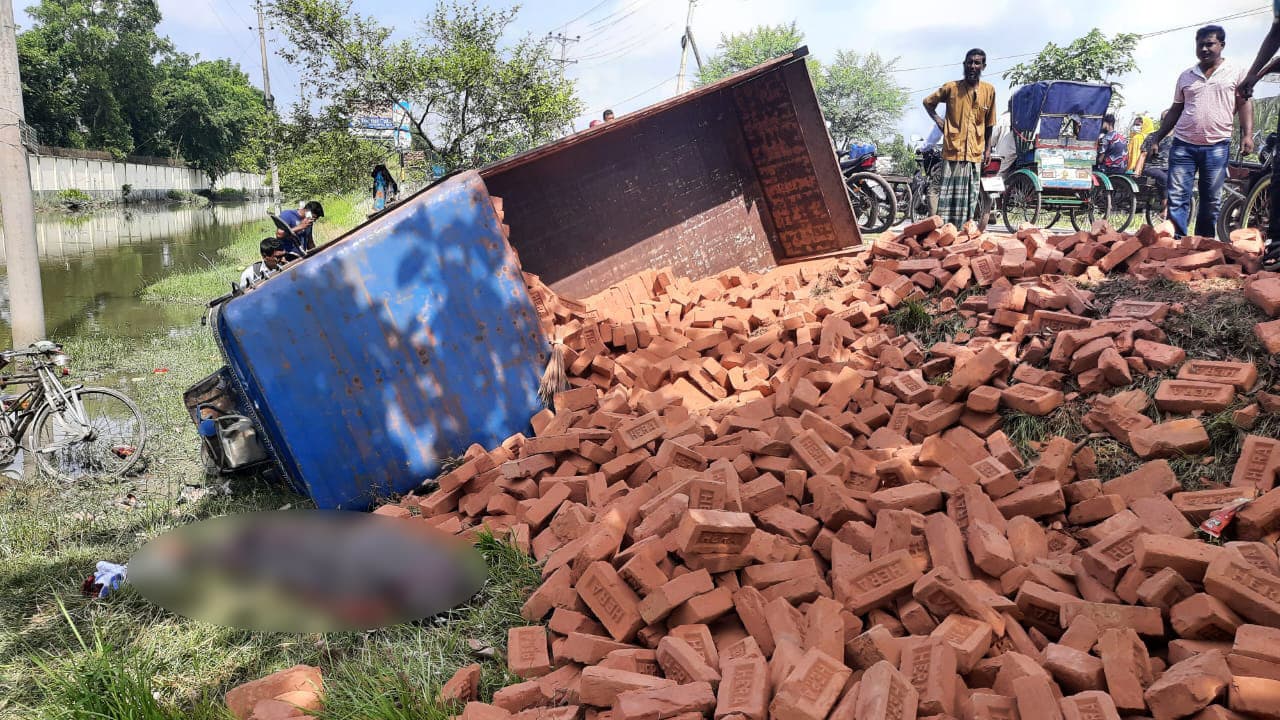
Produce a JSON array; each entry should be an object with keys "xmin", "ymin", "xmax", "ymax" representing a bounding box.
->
[
  {"xmin": 1240, "ymin": 0, "xmax": 1280, "ymax": 268},
  {"xmin": 1145, "ymin": 25, "xmax": 1254, "ymax": 238}
]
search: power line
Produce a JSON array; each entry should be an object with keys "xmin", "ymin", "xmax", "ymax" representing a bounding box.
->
[
  {"xmin": 575, "ymin": 22, "xmax": 676, "ymax": 64},
  {"xmin": 595, "ymin": 72, "xmax": 679, "ymax": 115},
  {"xmin": 547, "ymin": 0, "xmax": 614, "ymax": 34},
  {"xmin": 586, "ymin": 0, "xmax": 654, "ymax": 31},
  {"xmin": 574, "ymin": 2, "xmax": 656, "ymax": 53},
  {"xmin": 891, "ymin": 6, "xmax": 1270, "ymax": 74}
]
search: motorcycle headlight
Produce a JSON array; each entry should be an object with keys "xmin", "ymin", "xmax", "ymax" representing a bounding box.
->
[{"xmin": 51, "ymin": 353, "xmax": 70, "ymax": 367}]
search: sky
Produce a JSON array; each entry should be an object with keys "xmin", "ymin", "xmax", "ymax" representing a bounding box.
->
[{"xmin": 20, "ymin": 0, "xmax": 1280, "ymax": 142}]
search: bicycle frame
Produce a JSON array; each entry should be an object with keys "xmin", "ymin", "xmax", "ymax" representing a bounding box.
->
[{"xmin": 0, "ymin": 358, "xmax": 91, "ymax": 453}]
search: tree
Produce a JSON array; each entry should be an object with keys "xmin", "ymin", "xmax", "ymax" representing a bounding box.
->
[
  {"xmin": 818, "ymin": 51, "xmax": 908, "ymax": 148},
  {"xmin": 271, "ymin": 104, "xmax": 389, "ymax": 198},
  {"xmin": 878, "ymin": 134, "xmax": 916, "ymax": 175},
  {"xmin": 17, "ymin": 0, "xmax": 171, "ymax": 157},
  {"xmin": 1003, "ymin": 29, "xmax": 1140, "ymax": 105},
  {"xmin": 267, "ymin": 0, "xmax": 582, "ymax": 171},
  {"xmin": 697, "ymin": 22, "xmax": 808, "ymax": 86},
  {"xmin": 158, "ymin": 58, "xmax": 269, "ymax": 181}
]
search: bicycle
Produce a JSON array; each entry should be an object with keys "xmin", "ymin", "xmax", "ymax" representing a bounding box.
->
[
  {"xmin": 1220, "ymin": 131, "xmax": 1275, "ymax": 241},
  {"xmin": 0, "ymin": 340, "xmax": 146, "ymax": 480}
]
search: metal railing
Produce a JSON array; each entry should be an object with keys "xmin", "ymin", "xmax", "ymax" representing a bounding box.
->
[{"xmin": 18, "ymin": 120, "xmax": 38, "ymax": 151}]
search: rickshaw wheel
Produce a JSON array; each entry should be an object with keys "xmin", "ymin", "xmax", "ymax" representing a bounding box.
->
[
  {"xmin": 1001, "ymin": 174, "xmax": 1041, "ymax": 233},
  {"xmin": 1070, "ymin": 185, "xmax": 1112, "ymax": 232},
  {"xmin": 1106, "ymin": 178, "xmax": 1137, "ymax": 233}
]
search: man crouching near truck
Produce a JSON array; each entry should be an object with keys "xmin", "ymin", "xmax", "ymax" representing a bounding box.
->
[
  {"xmin": 923, "ymin": 49, "xmax": 997, "ymax": 228},
  {"xmin": 240, "ymin": 237, "xmax": 289, "ymax": 288}
]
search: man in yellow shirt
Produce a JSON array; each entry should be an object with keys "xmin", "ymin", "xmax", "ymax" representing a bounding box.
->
[{"xmin": 924, "ymin": 49, "xmax": 997, "ymax": 227}]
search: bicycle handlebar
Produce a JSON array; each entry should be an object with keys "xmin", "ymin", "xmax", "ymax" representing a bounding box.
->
[{"xmin": 1, "ymin": 343, "xmax": 63, "ymax": 360}]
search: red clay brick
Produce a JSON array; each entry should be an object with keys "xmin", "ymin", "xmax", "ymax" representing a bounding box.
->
[
  {"xmin": 1001, "ymin": 383, "xmax": 1065, "ymax": 416},
  {"xmin": 1060, "ymin": 691, "xmax": 1122, "ymax": 720},
  {"xmin": 1232, "ymin": 435, "xmax": 1280, "ymax": 491},
  {"xmin": 578, "ymin": 666, "xmax": 674, "ymax": 707},
  {"xmin": 577, "ymin": 561, "xmax": 644, "ymax": 642},
  {"xmin": 508, "ymin": 626, "xmax": 553, "ymax": 679},
  {"xmin": 714, "ymin": 656, "xmax": 768, "ymax": 720},
  {"xmin": 898, "ymin": 639, "xmax": 957, "ymax": 716},
  {"xmin": 1134, "ymin": 533, "xmax": 1223, "ymax": 583},
  {"xmin": 1144, "ymin": 650, "xmax": 1232, "ymax": 720},
  {"xmin": 1102, "ymin": 460, "xmax": 1179, "ymax": 502},
  {"xmin": 614, "ymin": 682, "xmax": 715, "ymax": 720},
  {"xmin": 1097, "ymin": 627, "xmax": 1153, "ymax": 714},
  {"xmin": 1204, "ymin": 552, "xmax": 1280, "ymax": 626},
  {"xmin": 852, "ymin": 660, "xmax": 918, "ymax": 720},
  {"xmin": 1155, "ymin": 380, "xmax": 1236, "ymax": 414}
]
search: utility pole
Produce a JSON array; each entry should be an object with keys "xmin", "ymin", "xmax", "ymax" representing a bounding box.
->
[
  {"xmin": 546, "ymin": 32, "xmax": 580, "ymax": 71},
  {"xmin": 546, "ymin": 32, "xmax": 579, "ymax": 133},
  {"xmin": 256, "ymin": 0, "xmax": 280, "ymax": 207},
  {"xmin": 684, "ymin": 26, "xmax": 702, "ymax": 73},
  {"xmin": 674, "ymin": 0, "xmax": 697, "ymax": 93},
  {"xmin": 0, "ymin": 0, "xmax": 46, "ymax": 346}
]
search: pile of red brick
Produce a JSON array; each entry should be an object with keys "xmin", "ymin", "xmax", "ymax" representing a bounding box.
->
[
  {"xmin": 362, "ymin": 219, "xmax": 1280, "ymax": 720},
  {"xmin": 875, "ymin": 216, "xmax": 1265, "ymax": 285}
]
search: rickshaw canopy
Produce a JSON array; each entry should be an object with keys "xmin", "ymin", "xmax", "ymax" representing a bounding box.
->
[{"xmin": 1010, "ymin": 81, "xmax": 1114, "ymax": 166}]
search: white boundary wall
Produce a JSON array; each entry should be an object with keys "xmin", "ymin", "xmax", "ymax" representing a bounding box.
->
[{"xmin": 26, "ymin": 151, "xmax": 267, "ymax": 201}]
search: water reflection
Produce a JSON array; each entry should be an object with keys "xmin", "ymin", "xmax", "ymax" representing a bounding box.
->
[{"xmin": 0, "ymin": 202, "xmax": 273, "ymax": 347}]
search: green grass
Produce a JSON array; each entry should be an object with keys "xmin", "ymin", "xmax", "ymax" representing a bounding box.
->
[
  {"xmin": 885, "ymin": 298, "xmax": 965, "ymax": 349},
  {"xmin": 141, "ymin": 194, "xmax": 367, "ymax": 304},
  {"xmin": 886, "ymin": 299, "xmax": 931, "ymax": 335}
]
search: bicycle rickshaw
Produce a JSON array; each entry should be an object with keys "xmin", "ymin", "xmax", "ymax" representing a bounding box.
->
[{"xmin": 1001, "ymin": 81, "xmax": 1132, "ymax": 232}]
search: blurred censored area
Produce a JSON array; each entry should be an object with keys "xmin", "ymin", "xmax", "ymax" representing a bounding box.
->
[{"xmin": 128, "ymin": 511, "xmax": 487, "ymax": 632}]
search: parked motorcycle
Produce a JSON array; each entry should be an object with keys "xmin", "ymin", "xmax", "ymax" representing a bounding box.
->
[{"xmin": 838, "ymin": 141, "xmax": 896, "ymax": 234}]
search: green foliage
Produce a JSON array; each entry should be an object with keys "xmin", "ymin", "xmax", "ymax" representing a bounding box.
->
[
  {"xmin": 818, "ymin": 51, "xmax": 909, "ymax": 148},
  {"xmin": 212, "ymin": 187, "xmax": 248, "ymax": 201},
  {"xmin": 17, "ymin": 0, "xmax": 172, "ymax": 157},
  {"xmin": 886, "ymin": 299, "xmax": 932, "ymax": 334},
  {"xmin": 268, "ymin": 0, "xmax": 582, "ymax": 171},
  {"xmin": 278, "ymin": 128, "xmax": 389, "ymax": 199},
  {"xmin": 879, "ymin": 133, "xmax": 917, "ymax": 175},
  {"xmin": 157, "ymin": 57, "xmax": 268, "ymax": 181},
  {"xmin": 18, "ymin": 0, "xmax": 268, "ymax": 179},
  {"xmin": 53, "ymin": 189, "xmax": 93, "ymax": 209},
  {"xmin": 697, "ymin": 22, "xmax": 809, "ymax": 85},
  {"xmin": 697, "ymin": 25, "xmax": 907, "ymax": 151},
  {"xmin": 1003, "ymin": 29, "xmax": 1140, "ymax": 106}
]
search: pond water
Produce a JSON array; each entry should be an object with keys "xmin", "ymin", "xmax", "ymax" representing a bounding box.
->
[{"xmin": 0, "ymin": 201, "xmax": 273, "ymax": 348}]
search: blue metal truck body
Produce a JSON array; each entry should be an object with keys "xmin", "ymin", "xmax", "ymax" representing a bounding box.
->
[{"xmin": 211, "ymin": 171, "xmax": 547, "ymax": 509}]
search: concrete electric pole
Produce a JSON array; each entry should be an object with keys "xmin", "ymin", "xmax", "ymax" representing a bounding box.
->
[
  {"xmin": 0, "ymin": 0, "xmax": 46, "ymax": 346},
  {"xmin": 674, "ymin": 0, "xmax": 697, "ymax": 93},
  {"xmin": 256, "ymin": 0, "xmax": 280, "ymax": 207},
  {"xmin": 546, "ymin": 32, "xmax": 580, "ymax": 71}
]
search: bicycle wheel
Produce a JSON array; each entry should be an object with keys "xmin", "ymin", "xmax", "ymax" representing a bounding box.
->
[
  {"xmin": 31, "ymin": 387, "xmax": 147, "ymax": 481},
  {"xmin": 891, "ymin": 181, "xmax": 916, "ymax": 225},
  {"xmin": 1002, "ymin": 174, "xmax": 1041, "ymax": 232},
  {"xmin": 846, "ymin": 178, "xmax": 881, "ymax": 233},
  {"xmin": 847, "ymin": 171, "xmax": 895, "ymax": 233},
  {"xmin": 1142, "ymin": 186, "xmax": 1165, "ymax": 228},
  {"xmin": 1243, "ymin": 176, "xmax": 1271, "ymax": 238},
  {"xmin": 1106, "ymin": 177, "xmax": 1137, "ymax": 233},
  {"xmin": 926, "ymin": 163, "xmax": 943, "ymax": 216}
]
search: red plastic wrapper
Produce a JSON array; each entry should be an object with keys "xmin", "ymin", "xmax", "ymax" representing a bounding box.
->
[{"xmin": 1199, "ymin": 497, "xmax": 1253, "ymax": 539}]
